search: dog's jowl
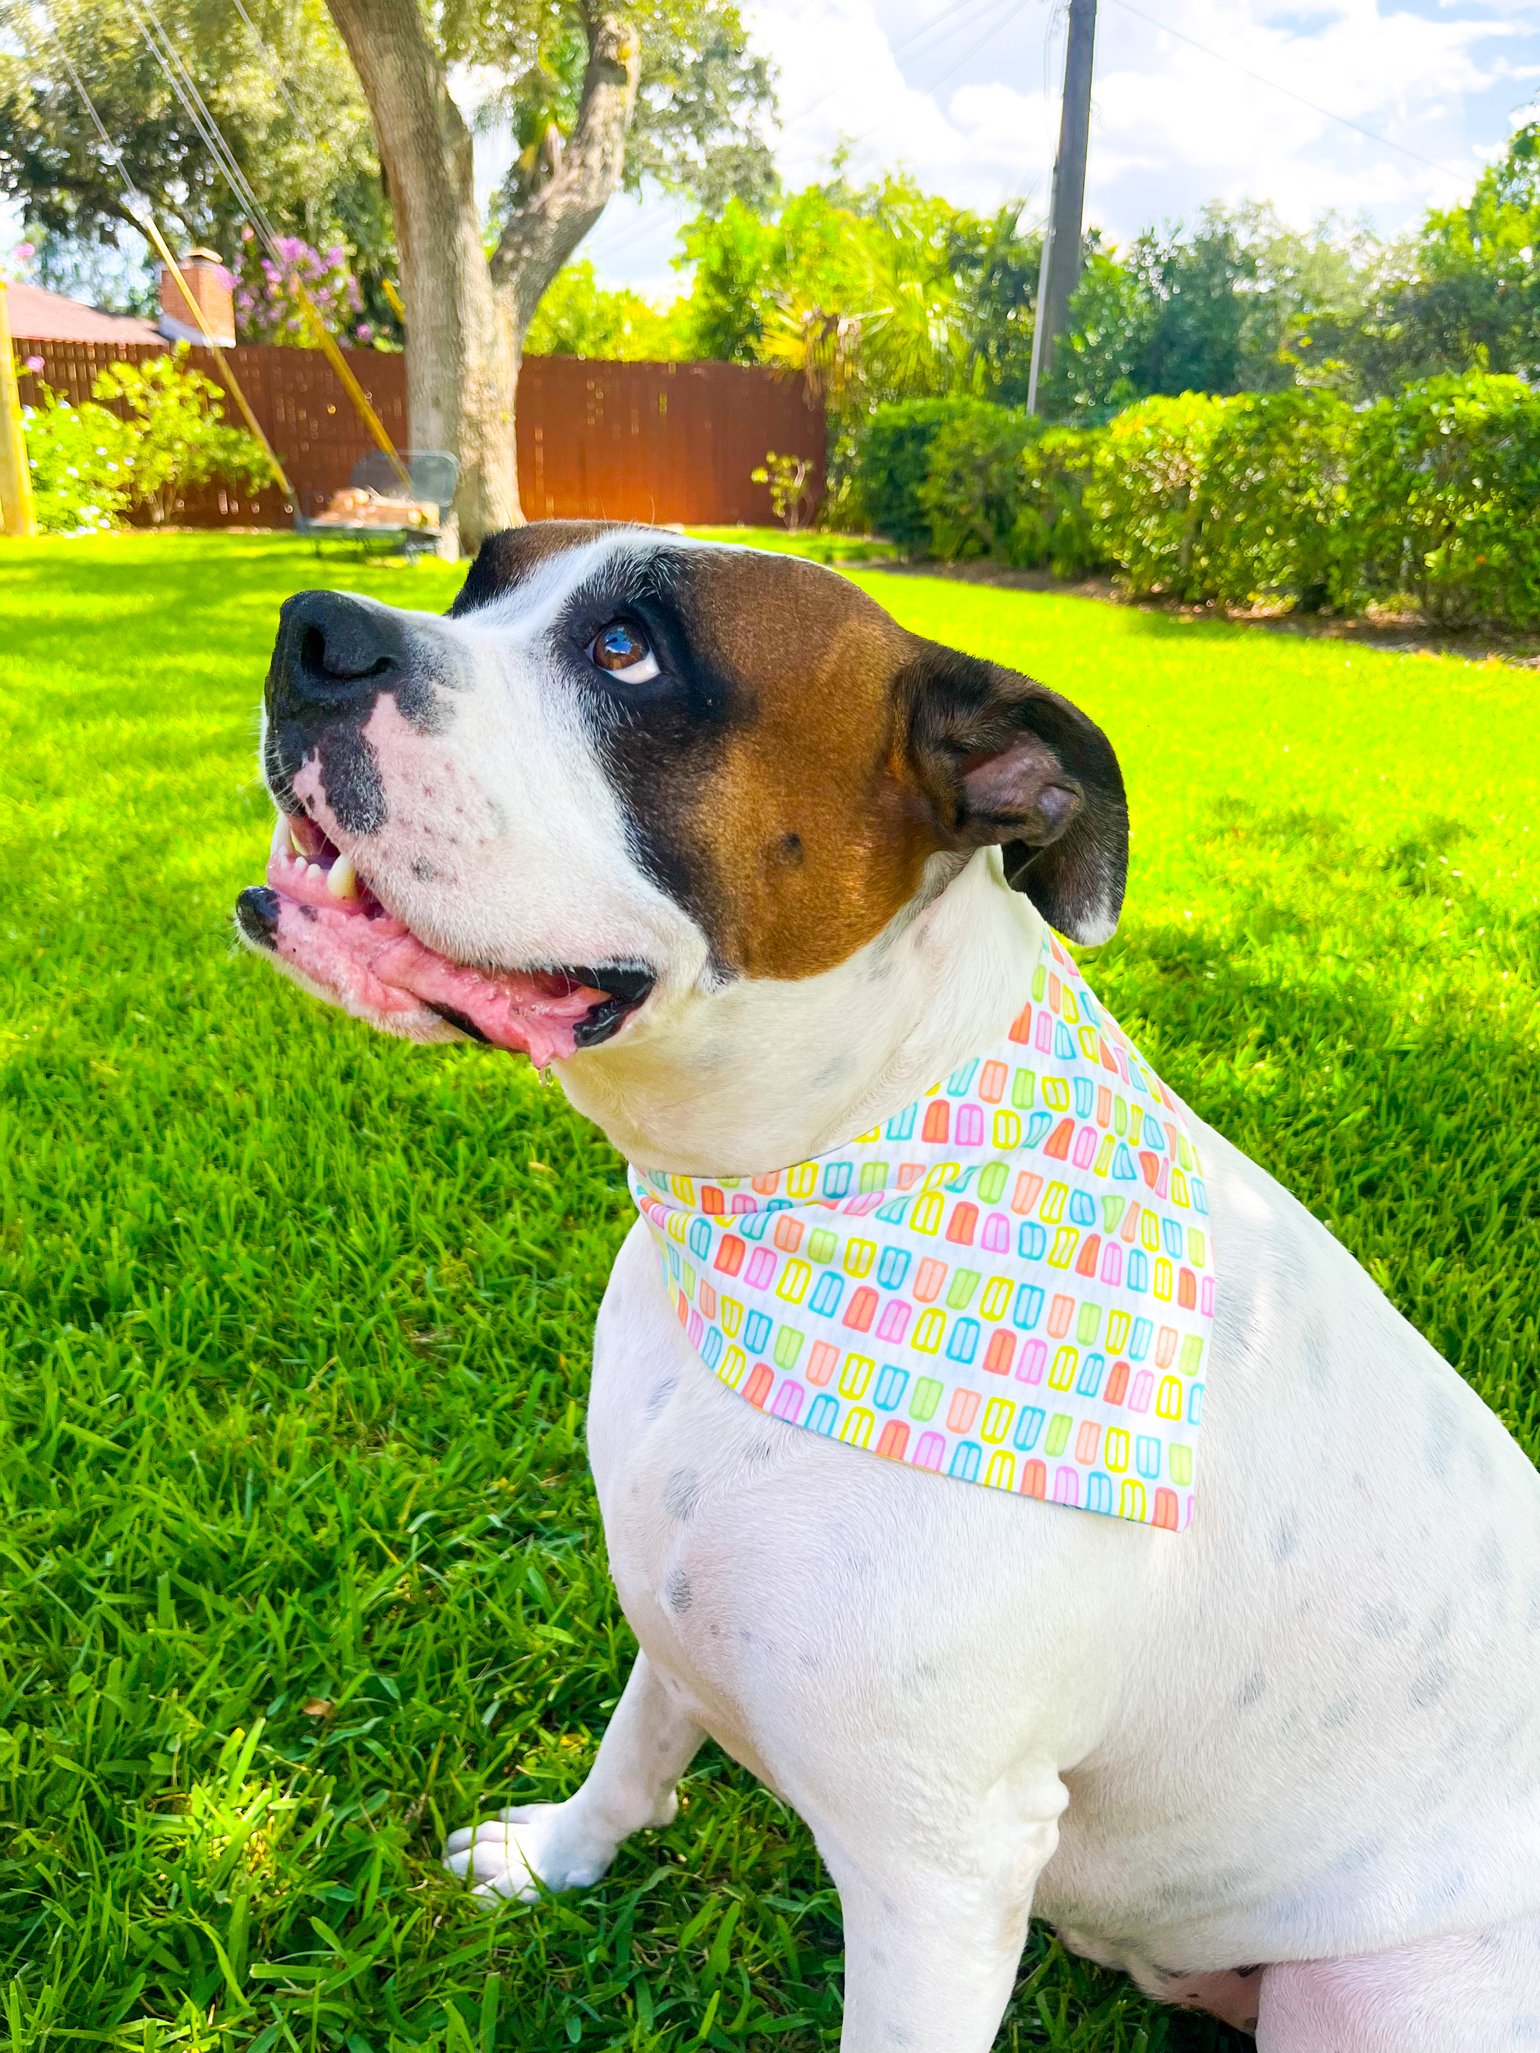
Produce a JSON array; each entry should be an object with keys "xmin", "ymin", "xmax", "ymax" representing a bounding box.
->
[{"xmin": 237, "ymin": 526, "xmax": 1540, "ymax": 2053}]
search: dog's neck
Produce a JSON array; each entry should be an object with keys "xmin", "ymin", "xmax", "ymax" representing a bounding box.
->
[{"xmin": 559, "ymin": 851, "xmax": 1049, "ymax": 1177}]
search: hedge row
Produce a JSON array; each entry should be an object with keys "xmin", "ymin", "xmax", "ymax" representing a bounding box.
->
[{"xmin": 855, "ymin": 375, "xmax": 1540, "ymax": 629}]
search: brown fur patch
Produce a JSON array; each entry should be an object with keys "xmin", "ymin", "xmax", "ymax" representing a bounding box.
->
[{"xmin": 660, "ymin": 548, "xmax": 942, "ymax": 978}]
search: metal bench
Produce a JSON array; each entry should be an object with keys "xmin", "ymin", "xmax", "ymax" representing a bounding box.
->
[{"xmin": 295, "ymin": 449, "xmax": 459, "ymax": 559}]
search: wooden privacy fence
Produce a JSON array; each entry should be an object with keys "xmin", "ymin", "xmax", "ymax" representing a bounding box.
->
[{"xmin": 15, "ymin": 343, "xmax": 825, "ymax": 529}]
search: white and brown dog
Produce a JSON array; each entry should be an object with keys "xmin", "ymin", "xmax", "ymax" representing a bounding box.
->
[{"xmin": 236, "ymin": 525, "xmax": 1540, "ymax": 2050}]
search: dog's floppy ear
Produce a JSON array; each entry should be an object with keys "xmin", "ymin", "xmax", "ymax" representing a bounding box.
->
[{"xmin": 902, "ymin": 639, "xmax": 1128, "ymax": 945}]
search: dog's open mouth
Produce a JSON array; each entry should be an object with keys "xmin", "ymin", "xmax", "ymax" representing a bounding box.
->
[{"xmin": 235, "ymin": 813, "xmax": 654, "ymax": 1063}]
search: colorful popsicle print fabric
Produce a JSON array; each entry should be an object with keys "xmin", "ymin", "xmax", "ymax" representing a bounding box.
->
[{"xmin": 630, "ymin": 930, "xmax": 1215, "ymax": 1531}]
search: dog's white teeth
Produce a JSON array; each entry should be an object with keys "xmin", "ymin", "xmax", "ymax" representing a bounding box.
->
[
  {"xmin": 326, "ymin": 851, "xmax": 361, "ymax": 901},
  {"xmin": 288, "ymin": 822, "xmax": 307, "ymax": 857},
  {"xmin": 305, "ymin": 860, "xmax": 324, "ymax": 882}
]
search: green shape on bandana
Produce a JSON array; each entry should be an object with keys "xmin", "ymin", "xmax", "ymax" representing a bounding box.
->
[
  {"xmin": 1012, "ymin": 1069, "xmax": 1036, "ymax": 1110},
  {"xmin": 909, "ymin": 1377, "xmax": 943, "ymax": 1422},
  {"xmin": 1045, "ymin": 1413, "xmax": 1072, "ymax": 1457},
  {"xmin": 807, "ymin": 1227, "xmax": 836, "ymax": 1265},
  {"xmin": 773, "ymin": 1326, "xmax": 804, "ymax": 1370},
  {"xmin": 859, "ymin": 1161, "xmax": 889, "ymax": 1193},
  {"xmin": 978, "ymin": 1161, "xmax": 1008, "ymax": 1204},
  {"xmin": 946, "ymin": 1269, "xmax": 981, "ymax": 1310}
]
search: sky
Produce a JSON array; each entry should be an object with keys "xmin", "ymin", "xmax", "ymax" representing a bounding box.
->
[{"xmin": 480, "ymin": 0, "xmax": 1540, "ymax": 302}]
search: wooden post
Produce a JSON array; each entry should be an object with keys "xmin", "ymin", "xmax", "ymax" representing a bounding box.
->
[
  {"xmin": 0, "ymin": 281, "xmax": 37, "ymax": 538},
  {"xmin": 1027, "ymin": 0, "xmax": 1099, "ymax": 417}
]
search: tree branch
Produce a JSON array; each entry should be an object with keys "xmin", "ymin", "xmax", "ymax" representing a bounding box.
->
[{"xmin": 489, "ymin": 6, "xmax": 640, "ymax": 340}]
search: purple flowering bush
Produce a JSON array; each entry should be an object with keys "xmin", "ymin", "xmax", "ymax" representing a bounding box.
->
[{"xmin": 234, "ymin": 231, "xmax": 371, "ymax": 348}]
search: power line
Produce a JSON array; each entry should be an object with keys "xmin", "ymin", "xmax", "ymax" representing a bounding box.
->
[{"xmin": 1107, "ymin": 0, "xmax": 1468, "ymax": 184}]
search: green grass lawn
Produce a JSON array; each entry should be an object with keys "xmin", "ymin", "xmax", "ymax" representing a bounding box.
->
[{"xmin": 2, "ymin": 531, "xmax": 1537, "ymax": 2052}]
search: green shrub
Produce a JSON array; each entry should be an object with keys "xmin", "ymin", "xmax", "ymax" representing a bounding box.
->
[
  {"xmin": 23, "ymin": 346, "xmax": 271, "ymax": 534},
  {"xmin": 22, "ymin": 387, "xmax": 135, "ymax": 534},
  {"xmin": 1342, "ymin": 373, "xmax": 1540, "ymax": 628},
  {"xmin": 1014, "ymin": 426, "xmax": 1106, "ymax": 577},
  {"xmin": 856, "ymin": 397, "xmax": 992, "ymax": 551},
  {"xmin": 1197, "ymin": 389, "xmax": 1354, "ymax": 611},
  {"xmin": 1089, "ymin": 392, "xmax": 1233, "ymax": 599},
  {"xmin": 919, "ymin": 404, "xmax": 1035, "ymax": 562},
  {"xmin": 910, "ymin": 406, "xmax": 1106, "ymax": 574}
]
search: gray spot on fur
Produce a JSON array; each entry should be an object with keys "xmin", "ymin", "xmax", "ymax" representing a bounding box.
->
[
  {"xmin": 1425, "ymin": 1394, "xmax": 1460, "ymax": 1485},
  {"xmin": 1363, "ymin": 1602, "xmax": 1408, "ymax": 1641},
  {"xmin": 812, "ymin": 1052, "xmax": 857, "ymax": 1090},
  {"xmin": 1476, "ymin": 1532, "xmax": 1510, "ymax": 1587},
  {"xmin": 1410, "ymin": 1660, "xmax": 1452, "ymax": 1708},
  {"xmin": 1235, "ymin": 1669, "xmax": 1267, "ymax": 1710},
  {"xmin": 664, "ymin": 1568, "xmax": 692, "ymax": 1616},
  {"xmin": 663, "ymin": 1468, "xmax": 702, "ymax": 1521},
  {"xmin": 1270, "ymin": 1511, "xmax": 1300, "ymax": 1564},
  {"xmin": 1322, "ymin": 1698, "xmax": 1356, "ymax": 1730},
  {"xmin": 644, "ymin": 1377, "xmax": 677, "ymax": 1420},
  {"xmin": 1422, "ymin": 1599, "xmax": 1454, "ymax": 1645}
]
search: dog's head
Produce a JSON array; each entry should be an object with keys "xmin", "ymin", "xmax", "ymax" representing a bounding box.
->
[{"xmin": 236, "ymin": 525, "xmax": 1127, "ymax": 1065}]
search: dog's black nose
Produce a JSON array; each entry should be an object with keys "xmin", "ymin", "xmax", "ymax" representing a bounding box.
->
[{"xmin": 268, "ymin": 591, "xmax": 406, "ymax": 718}]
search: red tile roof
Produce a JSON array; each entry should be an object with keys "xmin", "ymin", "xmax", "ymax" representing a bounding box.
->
[{"xmin": 6, "ymin": 280, "xmax": 160, "ymax": 343}]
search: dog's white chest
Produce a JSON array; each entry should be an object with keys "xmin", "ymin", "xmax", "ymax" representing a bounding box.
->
[{"xmin": 587, "ymin": 1124, "xmax": 1540, "ymax": 1973}]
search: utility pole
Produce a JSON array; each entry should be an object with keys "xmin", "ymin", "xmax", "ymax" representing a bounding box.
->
[
  {"xmin": 0, "ymin": 280, "xmax": 37, "ymax": 538},
  {"xmin": 1027, "ymin": 0, "xmax": 1098, "ymax": 416}
]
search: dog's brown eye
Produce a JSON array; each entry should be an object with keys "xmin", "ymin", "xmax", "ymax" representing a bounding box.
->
[{"xmin": 588, "ymin": 621, "xmax": 659, "ymax": 683}]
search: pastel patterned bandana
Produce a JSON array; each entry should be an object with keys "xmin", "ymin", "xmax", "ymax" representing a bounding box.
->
[{"xmin": 630, "ymin": 929, "xmax": 1214, "ymax": 1531}]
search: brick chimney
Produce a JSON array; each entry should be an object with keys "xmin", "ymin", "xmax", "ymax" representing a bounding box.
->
[{"xmin": 158, "ymin": 248, "xmax": 236, "ymax": 347}]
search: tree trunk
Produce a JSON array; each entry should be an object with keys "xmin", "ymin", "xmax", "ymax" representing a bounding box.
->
[
  {"xmin": 490, "ymin": 11, "xmax": 641, "ymax": 350},
  {"xmin": 325, "ymin": 0, "xmax": 518, "ymax": 548},
  {"xmin": 325, "ymin": 0, "xmax": 639, "ymax": 553}
]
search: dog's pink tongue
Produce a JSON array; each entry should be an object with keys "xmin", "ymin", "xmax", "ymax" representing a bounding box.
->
[{"xmin": 271, "ymin": 902, "xmax": 602, "ymax": 1062}]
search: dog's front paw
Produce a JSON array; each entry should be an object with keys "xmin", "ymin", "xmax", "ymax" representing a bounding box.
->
[{"xmin": 443, "ymin": 1801, "xmax": 617, "ymax": 1901}]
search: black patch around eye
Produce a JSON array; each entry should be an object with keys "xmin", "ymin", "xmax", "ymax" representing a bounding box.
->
[{"xmin": 554, "ymin": 554, "xmax": 747, "ymax": 967}]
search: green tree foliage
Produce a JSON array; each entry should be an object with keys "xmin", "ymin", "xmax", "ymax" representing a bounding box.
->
[
  {"xmin": 679, "ymin": 173, "xmax": 1040, "ymax": 407},
  {"xmin": 523, "ymin": 259, "xmax": 690, "ymax": 358},
  {"xmin": 1045, "ymin": 204, "xmax": 1376, "ymax": 416},
  {"xmin": 1356, "ymin": 124, "xmax": 1540, "ymax": 389},
  {"xmin": 677, "ymin": 173, "xmax": 1041, "ymax": 523},
  {"xmin": 0, "ymin": 0, "xmax": 397, "ymax": 333},
  {"xmin": 453, "ymin": 0, "xmax": 776, "ymax": 225}
]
